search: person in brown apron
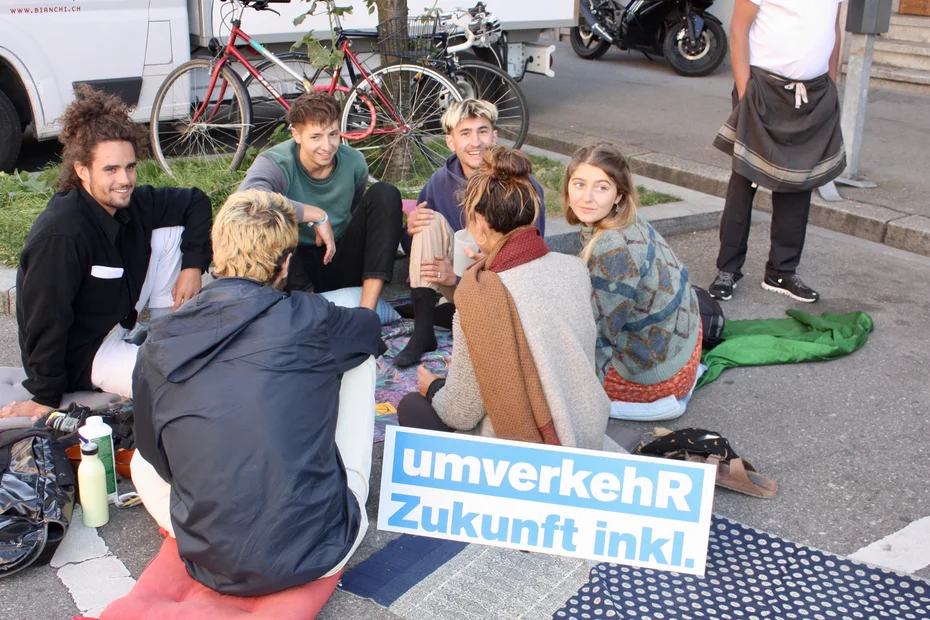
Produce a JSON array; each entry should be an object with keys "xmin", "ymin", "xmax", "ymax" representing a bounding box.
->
[{"xmin": 709, "ymin": 0, "xmax": 847, "ymax": 303}]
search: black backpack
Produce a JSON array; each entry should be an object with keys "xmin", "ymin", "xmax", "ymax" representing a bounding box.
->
[
  {"xmin": 694, "ymin": 286, "xmax": 726, "ymax": 350},
  {"xmin": 0, "ymin": 428, "xmax": 77, "ymax": 578}
]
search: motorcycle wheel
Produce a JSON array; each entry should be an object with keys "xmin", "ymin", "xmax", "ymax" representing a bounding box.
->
[
  {"xmin": 570, "ymin": 23, "xmax": 611, "ymax": 60},
  {"xmin": 663, "ymin": 18, "xmax": 728, "ymax": 77}
]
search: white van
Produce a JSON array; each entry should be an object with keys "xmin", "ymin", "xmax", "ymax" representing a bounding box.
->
[{"xmin": 0, "ymin": 0, "xmax": 572, "ymax": 171}]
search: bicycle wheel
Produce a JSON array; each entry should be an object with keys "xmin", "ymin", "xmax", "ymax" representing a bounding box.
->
[
  {"xmin": 150, "ymin": 58, "xmax": 252, "ymax": 175},
  {"xmin": 450, "ymin": 59, "xmax": 529, "ymax": 148},
  {"xmin": 243, "ymin": 53, "xmax": 348, "ymax": 149},
  {"xmin": 341, "ymin": 63, "xmax": 463, "ymax": 188}
]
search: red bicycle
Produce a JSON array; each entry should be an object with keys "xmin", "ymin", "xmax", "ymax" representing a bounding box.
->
[{"xmin": 150, "ymin": 0, "xmax": 463, "ymax": 182}]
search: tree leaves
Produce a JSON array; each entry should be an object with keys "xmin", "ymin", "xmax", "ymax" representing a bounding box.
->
[{"xmin": 293, "ymin": 0, "xmax": 367, "ymax": 68}]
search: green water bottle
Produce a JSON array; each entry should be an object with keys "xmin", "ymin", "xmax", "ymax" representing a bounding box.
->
[{"xmin": 78, "ymin": 442, "xmax": 110, "ymax": 528}]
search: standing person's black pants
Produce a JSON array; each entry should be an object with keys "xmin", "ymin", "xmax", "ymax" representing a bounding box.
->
[
  {"xmin": 286, "ymin": 182, "xmax": 403, "ymax": 294},
  {"xmin": 716, "ymin": 172, "xmax": 814, "ymax": 280}
]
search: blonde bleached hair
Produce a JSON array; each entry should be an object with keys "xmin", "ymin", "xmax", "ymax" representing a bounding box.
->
[
  {"xmin": 212, "ymin": 190, "xmax": 299, "ymax": 286},
  {"xmin": 441, "ymin": 99, "xmax": 498, "ymax": 135},
  {"xmin": 561, "ymin": 143, "xmax": 639, "ymax": 263}
]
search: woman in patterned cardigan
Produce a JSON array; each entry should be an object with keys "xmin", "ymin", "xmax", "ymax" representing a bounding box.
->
[{"xmin": 564, "ymin": 143, "xmax": 702, "ymax": 405}]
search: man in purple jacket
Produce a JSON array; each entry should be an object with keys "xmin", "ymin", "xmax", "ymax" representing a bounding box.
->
[{"xmin": 395, "ymin": 100, "xmax": 546, "ymax": 367}]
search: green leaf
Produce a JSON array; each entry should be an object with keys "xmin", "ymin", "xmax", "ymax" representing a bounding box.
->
[{"xmin": 293, "ymin": 31, "xmax": 316, "ymax": 52}]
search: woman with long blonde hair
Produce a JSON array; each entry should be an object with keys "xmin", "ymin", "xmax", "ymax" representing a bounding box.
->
[
  {"xmin": 397, "ymin": 146, "xmax": 610, "ymax": 449},
  {"xmin": 564, "ymin": 143, "xmax": 702, "ymax": 410}
]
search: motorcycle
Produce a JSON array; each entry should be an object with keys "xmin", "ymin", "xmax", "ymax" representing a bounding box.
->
[{"xmin": 572, "ymin": 0, "xmax": 728, "ymax": 77}]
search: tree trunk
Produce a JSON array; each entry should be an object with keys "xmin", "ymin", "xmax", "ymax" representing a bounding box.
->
[
  {"xmin": 375, "ymin": 0, "xmax": 407, "ymax": 23},
  {"xmin": 375, "ymin": 0, "xmax": 415, "ymax": 183}
]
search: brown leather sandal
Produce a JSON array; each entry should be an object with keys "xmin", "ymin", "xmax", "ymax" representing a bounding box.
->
[{"xmin": 707, "ymin": 454, "xmax": 777, "ymax": 499}]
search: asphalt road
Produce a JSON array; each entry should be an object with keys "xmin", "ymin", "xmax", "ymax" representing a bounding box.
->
[
  {"xmin": 2, "ymin": 212, "xmax": 929, "ymax": 618},
  {"xmin": 520, "ymin": 41, "xmax": 930, "ymax": 217}
]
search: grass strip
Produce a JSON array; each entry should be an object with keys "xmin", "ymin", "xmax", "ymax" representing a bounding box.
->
[{"xmin": 0, "ymin": 149, "xmax": 678, "ymax": 268}]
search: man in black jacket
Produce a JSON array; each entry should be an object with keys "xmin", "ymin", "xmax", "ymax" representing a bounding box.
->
[
  {"xmin": 0, "ymin": 86, "xmax": 212, "ymax": 421},
  {"xmin": 131, "ymin": 189, "xmax": 381, "ymax": 596}
]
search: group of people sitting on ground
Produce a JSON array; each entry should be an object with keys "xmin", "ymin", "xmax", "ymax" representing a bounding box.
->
[
  {"xmin": 1, "ymin": 0, "xmax": 843, "ymax": 589},
  {"xmin": 0, "ymin": 87, "xmax": 704, "ymax": 595}
]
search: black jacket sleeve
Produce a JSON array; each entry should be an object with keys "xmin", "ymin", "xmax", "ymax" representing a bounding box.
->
[
  {"xmin": 326, "ymin": 304, "xmax": 382, "ymax": 373},
  {"xmin": 142, "ymin": 185, "xmax": 213, "ymax": 272},
  {"xmin": 18, "ymin": 236, "xmax": 84, "ymax": 407},
  {"xmin": 131, "ymin": 357, "xmax": 173, "ymax": 483}
]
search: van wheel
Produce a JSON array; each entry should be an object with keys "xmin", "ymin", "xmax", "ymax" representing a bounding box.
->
[{"xmin": 0, "ymin": 89, "xmax": 23, "ymax": 172}]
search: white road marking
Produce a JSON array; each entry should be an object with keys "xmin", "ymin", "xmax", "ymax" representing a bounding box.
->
[
  {"xmin": 51, "ymin": 506, "xmax": 136, "ymax": 617},
  {"xmin": 848, "ymin": 516, "xmax": 930, "ymax": 574}
]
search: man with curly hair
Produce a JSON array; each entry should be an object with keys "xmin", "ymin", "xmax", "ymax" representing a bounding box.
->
[{"xmin": 0, "ymin": 86, "xmax": 214, "ymax": 421}]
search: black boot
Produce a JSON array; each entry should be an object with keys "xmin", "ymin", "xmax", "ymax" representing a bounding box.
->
[{"xmin": 394, "ymin": 288, "xmax": 439, "ymax": 367}]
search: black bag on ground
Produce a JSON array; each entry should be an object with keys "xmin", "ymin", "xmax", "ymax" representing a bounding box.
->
[
  {"xmin": 0, "ymin": 428, "xmax": 76, "ymax": 579},
  {"xmin": 694, "ymin": 286, "xmax": 725, "ymax": 350},
  {"xmin": 639, "ymin": 428, "xmax": 739, "ymax": 460}
]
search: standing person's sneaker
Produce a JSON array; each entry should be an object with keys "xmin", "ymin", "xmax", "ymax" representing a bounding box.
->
[
  {"xmin": 708, "ymin": 271, "xmax": 741, "ymax": 301},
  {"xmin": 761, "ymin": 274, "xmax": 820, "ymax": 303}
]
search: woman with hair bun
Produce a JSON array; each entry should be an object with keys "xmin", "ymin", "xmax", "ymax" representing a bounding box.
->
[
  {"xmin": 563, "ymin": 143, "xmax": 702, "ymax": 414},
  {"xmin": 397, "ymin": 146, "xmax": 610, "ymax": 450}
]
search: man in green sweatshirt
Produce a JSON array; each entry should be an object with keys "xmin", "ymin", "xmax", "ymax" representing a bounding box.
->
[{"xmin": 239, "ymin": 92, "xmax": 402, "ymax": 310}]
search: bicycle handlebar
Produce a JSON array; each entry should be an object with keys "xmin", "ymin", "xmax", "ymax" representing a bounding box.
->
[
  {"xmin": 445, "ymin": 14, "xmax": 477, "ymax": 55},
  {"xmin": 442, "ymin": 3, "xmax": 500, "ymax": 55}
]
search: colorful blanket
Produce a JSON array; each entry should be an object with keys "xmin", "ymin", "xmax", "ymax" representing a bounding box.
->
[{"xmin": 374, "ymin": 319, "xmax": 453, "ymax": 443}]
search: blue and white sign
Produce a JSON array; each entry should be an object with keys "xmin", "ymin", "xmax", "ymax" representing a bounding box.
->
[{"xmin": 378, "ymin": 427, "xmax": 717, "ymax": 576}]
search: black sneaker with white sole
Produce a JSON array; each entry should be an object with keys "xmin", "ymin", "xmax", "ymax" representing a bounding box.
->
[
  {"xmin": 761, "ymin": 274, "xmax": 820, "ymax": 303},
  {"xmin": 708, "ymin": 271, "xmax": 741, "ymax": 301}
]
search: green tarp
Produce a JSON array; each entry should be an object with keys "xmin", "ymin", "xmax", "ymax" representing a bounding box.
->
[{"xmin": 697, "ymin": 310, "xmax": 874, "ymax": 389}]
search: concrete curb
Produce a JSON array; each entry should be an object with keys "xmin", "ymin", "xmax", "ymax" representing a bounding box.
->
[{"xmin": 523, "ymin": 124, "xmax": 930, "ymax": 259}]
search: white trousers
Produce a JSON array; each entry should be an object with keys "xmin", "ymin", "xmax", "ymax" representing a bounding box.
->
[
  {"xmin": 91, "ymin": 227, "xmax": 183, "ymax": 398},
  {"xmin": 131, "ymin": 355, "xmax": 377, "ymax": 576}
]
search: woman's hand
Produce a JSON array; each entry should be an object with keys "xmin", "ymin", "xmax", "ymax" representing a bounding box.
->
[
  {"xmin": 463, "ymin": 246, "xmax": 485, "ymax": 262},
  {"xmin": 421, "ymin": 255, "xmax": 456, "ymax": 287},
  {"xmin": 418, "ymin": 365, "xmax": 440, "ymax": 397}
]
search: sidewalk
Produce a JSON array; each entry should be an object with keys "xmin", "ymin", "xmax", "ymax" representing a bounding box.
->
[{"xmin": 521, "ymin": 41, "xmax": 930, "ymax": 257}]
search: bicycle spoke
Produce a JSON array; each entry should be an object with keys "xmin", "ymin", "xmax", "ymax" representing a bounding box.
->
[
  {"xmin": 243, "ymin": 54, "xmax": 345, "ymax": 150},
  {"xmin": 151, "ymin": 60, "xmax": 251, "ymax": 174},
  {"xmin": 341, "ymin": 64, "xmax": 461, "ymax": 186}
]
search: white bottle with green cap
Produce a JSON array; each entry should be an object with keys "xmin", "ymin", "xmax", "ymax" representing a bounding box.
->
[
  {"xmin": 78, "ymin": 442, "xmax": 110, "ymax": 528},
  {"xmin": 78, "ymin": 416, "xmax": 118, "ymax": 504}
]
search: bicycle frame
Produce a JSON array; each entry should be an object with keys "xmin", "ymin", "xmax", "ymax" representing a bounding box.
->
[{"xmin": 193, "ymin": 0, "xmax": 448, "ymax": 143}]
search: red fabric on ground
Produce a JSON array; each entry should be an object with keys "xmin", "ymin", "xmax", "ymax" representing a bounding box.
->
[{"xmin": 94, "ymin": 536, "xmax": 340, "ymax": 620}]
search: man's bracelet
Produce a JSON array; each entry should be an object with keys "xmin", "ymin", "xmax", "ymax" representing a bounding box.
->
[{"xmin": 310, "ymin": 212, "xmax": 329, "ymax": 227}]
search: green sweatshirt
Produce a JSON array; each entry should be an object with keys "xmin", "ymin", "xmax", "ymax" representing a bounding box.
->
[{"xmin": 241, "ymin": 140, "xmax": 368, "ymax": 244}]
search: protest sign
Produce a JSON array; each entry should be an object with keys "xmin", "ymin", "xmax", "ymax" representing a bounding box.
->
[{"xmin": 378, "ymin": 427, "xmax": 717, "ymax": 575}]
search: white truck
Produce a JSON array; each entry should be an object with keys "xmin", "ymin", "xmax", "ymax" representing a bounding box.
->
[{"xmin": 0, "ymin": 0, "xmax": 573, "ymax": 171}]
